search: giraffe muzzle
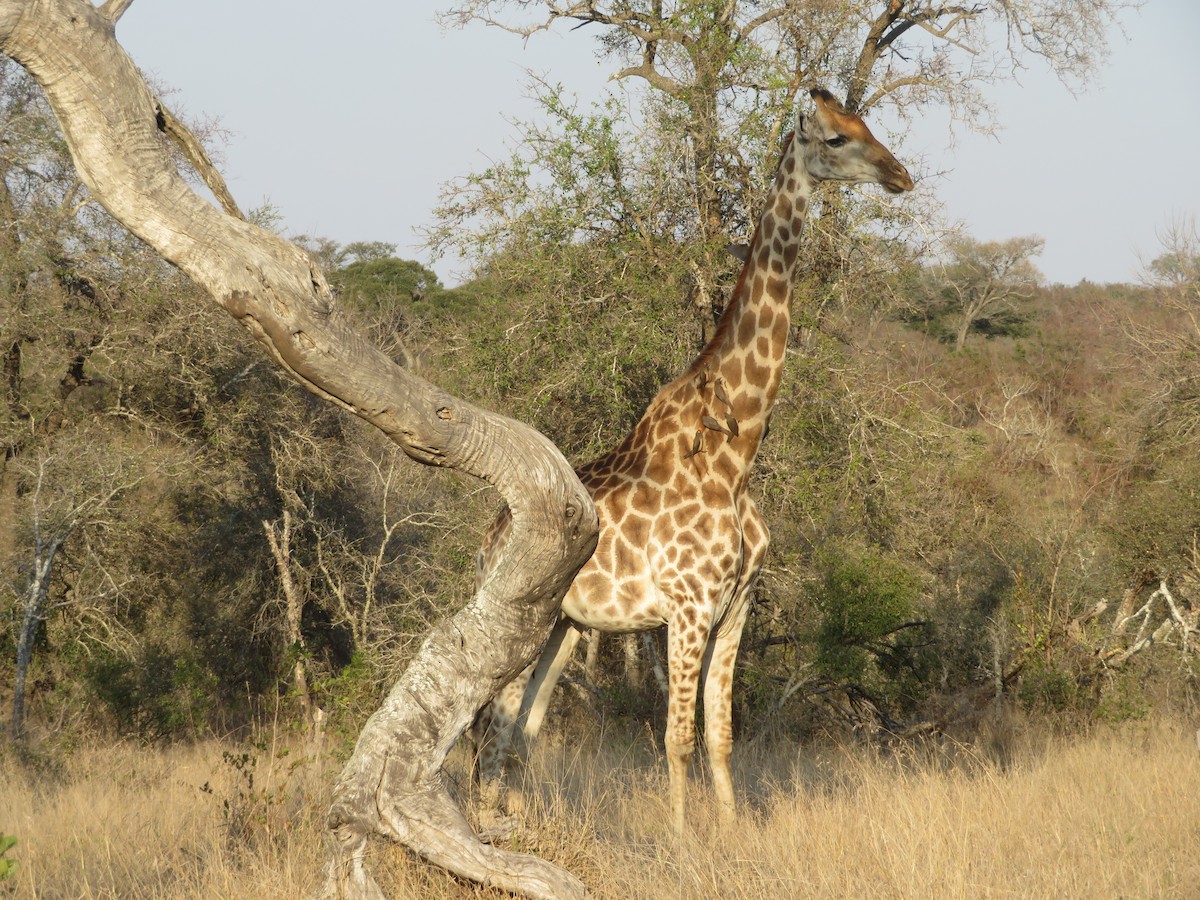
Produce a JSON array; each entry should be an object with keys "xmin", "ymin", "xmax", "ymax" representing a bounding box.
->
[{"xmin": 883, "ymin": 164, "xmax": 915, "ymax": 194}]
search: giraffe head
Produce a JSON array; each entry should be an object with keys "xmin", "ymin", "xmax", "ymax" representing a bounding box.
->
[{"xmin": 796, "ymin": 87, "xmax": 913, "ymax": 194}]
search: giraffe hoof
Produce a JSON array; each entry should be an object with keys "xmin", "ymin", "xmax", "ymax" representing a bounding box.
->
[{"xmin": 477, "ymin": 812, "xmax": 521, "ymax": 845}]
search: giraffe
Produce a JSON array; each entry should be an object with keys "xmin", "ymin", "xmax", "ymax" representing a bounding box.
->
[{"xmin": 475, "ymin": 88, "xmax": 913, "ymax": 832}]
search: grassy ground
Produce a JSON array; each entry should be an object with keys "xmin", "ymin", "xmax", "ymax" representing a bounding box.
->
[{"xmin": 3, "ymin": 717, "xmax": 1198, "ymax": 898}]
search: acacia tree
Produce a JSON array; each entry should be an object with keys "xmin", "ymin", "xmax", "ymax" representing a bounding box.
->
[
  {"xmin": 433, "ymin": 0, "xmax": 1131, "ymax": 362},
  {"xmin": 926, "ymin": 234, "xmax": 1044, "ymax": 351},
  {"xmin": 444, "ymin": 0, "xmax": 1131, "ymax": 152},
  {"xmin": 440, "ymin": 0, "xmax": 1131, "ymax": 293},
  {"xmin": 0, "ymin": 3, "xmax": 598, "ymax": 899}
]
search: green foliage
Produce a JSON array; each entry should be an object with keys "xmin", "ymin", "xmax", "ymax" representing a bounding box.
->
[
  {"xmin": 1016, "ymin": 654, "xmax": 1084, "ymax": 714},
  {"xmin": 905, "ymin": 234, "xmax": 1044, "ymax": 350},
  {"xmin": 312, "ymin": 651, "xmax": 385, "ymax": 749},
  {"xmin": 809, "ymin": 545, "xmax": 932, "ymax": 708},
  {"xmin": 1106, "ymin": 456, "xmax": 1200, "ymax": 587},
  {"xmin": 1094, "ymin": 665, "xmax": 1153, "ymax": 723},
  {"xmin": 427, "ymin": 82, "xmax": 694, "ymax": 270},
  {"xmin": 86, "ymin": 649, "xmax": 221, "ymax": 740},
  {"xmin": 439, "ymin": 245, "xmax": 698, "ymax": 460},
  {"xmin": 0, "ymin": 834, "xmax": 16, "ymax": 882},
  {"xmin": 917, "ymin": 287, "xmax": 1035, "ymax": 345},
  {"xmin": 333, "ymin": 257, "xmax": 443, "ymax": 313}
]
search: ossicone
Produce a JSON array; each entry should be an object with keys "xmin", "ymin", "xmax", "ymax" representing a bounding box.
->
[{"xmin": 809, "ymin": 87, "xmax": 847, "ymax": 114}]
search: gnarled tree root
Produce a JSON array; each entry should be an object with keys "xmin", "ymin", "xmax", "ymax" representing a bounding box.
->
[{"xmin": 323, "ymin": 759, "xmax": 586, "ymax": 900}]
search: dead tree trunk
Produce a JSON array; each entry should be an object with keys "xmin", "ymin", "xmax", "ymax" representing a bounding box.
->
[
  {"xmin": 11, "ymin": 532, "xmax": 62, "ymax": 741},
  {"xmin": 0, "ymin": 3, "xmax": 598, "ymax": 898},
  {"xmin": 263, "ymin": 511, "xmax": 314, "ymax": 726}
]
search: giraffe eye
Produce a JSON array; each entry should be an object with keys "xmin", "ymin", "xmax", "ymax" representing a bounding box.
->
[{"xmin": 826, "ymin": 135, "xmax": 848, "ymax": 148}]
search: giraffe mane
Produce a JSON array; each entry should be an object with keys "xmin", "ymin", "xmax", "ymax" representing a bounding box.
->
[
  {"xmin": 684, "ymin": 232, "xmax": 756, "ymax": 379},
  {"xmin": 684, "ymin": 129, "xmax": 796, "ymax": 379}
]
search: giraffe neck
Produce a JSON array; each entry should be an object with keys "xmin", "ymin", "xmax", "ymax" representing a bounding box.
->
[{"xmin": 686, "ymin": 136, "xmax": 813, "ymax": 474}]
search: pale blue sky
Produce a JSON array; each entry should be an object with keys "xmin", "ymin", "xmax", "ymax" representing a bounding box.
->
[{"xmin": 119, "ymin": 2, "xmax": 1198, "ymax": 287}]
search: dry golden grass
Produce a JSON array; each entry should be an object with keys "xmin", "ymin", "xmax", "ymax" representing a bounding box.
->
[{"xmin": 3, "ymin": 718, "xmax": 1198, "ymax": 899}]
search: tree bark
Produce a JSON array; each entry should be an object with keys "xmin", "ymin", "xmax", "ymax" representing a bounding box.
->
[
  {"xmin": 954, "ymin": 312, "xmax": 972, "ymax": 353},
  {"xmin": 0, "ymin": 3, "xmax": 597, "ymax": 897}
]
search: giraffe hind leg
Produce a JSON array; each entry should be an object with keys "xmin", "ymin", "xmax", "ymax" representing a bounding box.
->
[
  {"xmin": 476, "ymin": 618, "xmax": 584, "ymax": 814},
  {"xmin": 700, "ymin": 600, "xmax": 752, "ymax": 822},
  {"xmin": 506, "ymin": 619, "xmax": 585, "ymax": 816},
  {"xmin": 474, "ymin": 669, "xmax": 531, "ymax": 810},
  {"xmin": 519, "ymin": 618, "xmax": 586, "ymax": 747}
]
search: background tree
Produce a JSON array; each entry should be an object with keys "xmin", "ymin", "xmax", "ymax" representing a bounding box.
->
[
  {"xmin": 1146, "ymin": 218, "xmax": 1200, "ymax": 296},
  {"xmin": 444, "ymin": 0, "xmax": 1128, "ymax": 124},
  {"xmin": 336, "ymin": 254, "xmax": 442, "ymax": 307},
  {"xmin": 439, "ymin": 0, "xmax": 1131, "ymax": 315},
  {"xmin": 1084, "ymin": 219, "xmax": 1200, "ymax": 686},
  {"xmin": 918, "ymin": 234, "xmax": 1044, "ymax": 351},
  {"xmin": 7, "ymin": 435, "xmax": 145, "ymax": 740},
  {"xmin": 1136, "ymin": 217, "xmax": 1200, "ymax": 453}
]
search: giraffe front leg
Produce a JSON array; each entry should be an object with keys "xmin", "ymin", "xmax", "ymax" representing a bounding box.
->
[
  {"xmin": 701, "ymin": 495, "xmax": 766, "ymax": 823},
  {"xmin": 665, "ymin": 606, "xmax": 713, "ymax": 834},
  {"xmin": 701, "ymin": 601, "xmax": 751, "ymax": 824}
]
